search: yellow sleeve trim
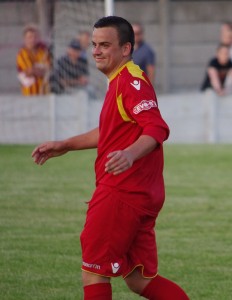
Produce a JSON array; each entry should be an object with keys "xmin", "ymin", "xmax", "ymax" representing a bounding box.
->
[{"xmin": 117, "ymin": 93, "xmax": 135, "ymax": 123}]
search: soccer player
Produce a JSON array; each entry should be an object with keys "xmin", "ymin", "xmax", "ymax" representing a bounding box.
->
[{"xmin": 32, "ymin": 16, "xmax": 190, "ymax": 300}]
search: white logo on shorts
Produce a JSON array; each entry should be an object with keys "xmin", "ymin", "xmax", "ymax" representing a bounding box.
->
[{"xmin": 111, "ymin": 262, "xmax": 120, "ymax": 274}]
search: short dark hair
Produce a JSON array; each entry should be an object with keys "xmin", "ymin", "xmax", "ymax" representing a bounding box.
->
[{"xmin": 94, "ymin": 16, "xmax": 134, "ymax": 54}]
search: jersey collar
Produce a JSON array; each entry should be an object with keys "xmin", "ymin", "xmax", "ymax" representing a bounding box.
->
[{"xmin": 109, "ymin": 60, "xmax": 134, "ymax": 82}]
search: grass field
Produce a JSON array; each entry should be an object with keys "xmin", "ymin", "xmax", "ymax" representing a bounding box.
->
[{"xmin": 0, "ymin": 144, "xmax": 231, "ymax": 300}]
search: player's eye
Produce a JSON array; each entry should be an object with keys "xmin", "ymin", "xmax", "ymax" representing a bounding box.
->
[{"xmin": 102, "ymin": 43, "xmax": 110, "ymax": 49}]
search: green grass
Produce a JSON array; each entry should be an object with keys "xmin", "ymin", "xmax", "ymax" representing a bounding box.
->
[{"xmin": 0, "ymin": 144, "xmax": 231, "ymax": 300}]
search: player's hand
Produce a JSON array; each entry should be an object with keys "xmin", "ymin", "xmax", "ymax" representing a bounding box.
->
[
  {"xmin": 32, "ymin": 141, "xmax": 67, "ymax": 165},
  {"xmin": 105, "ymin": 150, "xmax": 133, "ymax": 175}
]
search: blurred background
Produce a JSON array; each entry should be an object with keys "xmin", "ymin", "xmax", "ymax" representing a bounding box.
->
[{"xmin": 0, "ymin": 0, "xmax": 232, "ymax": 144}]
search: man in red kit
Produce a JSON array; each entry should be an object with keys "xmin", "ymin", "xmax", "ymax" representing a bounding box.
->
[{"xmin": 32, "ymin": 16, "xmax": 190, "ymax": 300}]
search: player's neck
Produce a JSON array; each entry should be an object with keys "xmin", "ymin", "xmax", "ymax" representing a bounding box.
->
[{"xmin": 107, "ymin": 58, "xmax": 131, "ymax": 79}]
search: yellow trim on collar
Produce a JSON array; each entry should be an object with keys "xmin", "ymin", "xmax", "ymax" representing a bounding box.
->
[{"xmin": 109, "ymin": 60, "xmax": 149, "ymax": 85}]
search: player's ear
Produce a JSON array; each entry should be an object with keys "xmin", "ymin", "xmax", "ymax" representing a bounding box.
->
[{"xmin": 122, "ymin": 42, "xmax": 131, "ymax": 57}]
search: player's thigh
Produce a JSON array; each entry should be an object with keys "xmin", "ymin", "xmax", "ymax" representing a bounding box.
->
[
  {"xmin": 122, "ymin": 213, "xmax": 158, "ymax": 279},
  {"xmin": 80, "ymin": 186, "xmax": 142, "ymax": 276},
  {"xmin": 82, "ymin": 186, "xmax": 141, "ymax": 249}
]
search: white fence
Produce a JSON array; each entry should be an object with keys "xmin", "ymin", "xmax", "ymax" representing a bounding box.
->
[
  {"xmin": 0, "ymin": 90, "xmax": 232, "ymax": 144},
  {"xmin": 159, "ymin": 91, "xmax": 232, "ymax": 143}
]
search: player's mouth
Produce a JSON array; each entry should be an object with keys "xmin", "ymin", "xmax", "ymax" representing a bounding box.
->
[{"xmin": 94, "ymin": 57, "xmax": 105, "ymax": 62}]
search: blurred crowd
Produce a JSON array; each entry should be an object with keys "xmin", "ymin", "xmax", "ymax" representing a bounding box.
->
[
  {"xmin": 16, "ymin": 21, "xmax": 232, "ymax": 97},
  {"xmin": 16, "ymin": 24, "xmax": 91, "ymax": 96},
  {"xmin": 16, "ymin": 22, "xmax": 156, "ymax": 97}
]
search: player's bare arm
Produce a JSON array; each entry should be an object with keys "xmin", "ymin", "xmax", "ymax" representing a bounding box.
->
[
  {"xmin": 32, "ymin": 127, "xmax": 99, "ymax": 165},
  {"xmin": 105, "ymin": 135, "xmax": 158, "ymax": 175}
]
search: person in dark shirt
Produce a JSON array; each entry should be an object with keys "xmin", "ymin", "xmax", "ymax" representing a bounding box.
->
[
  {"xmin": 201, "ymin": 43, "xmax": 232, "ymax": 96},
  {"xmin": 50, "ymin": 39, "xmax": 89, "ymax": 94},
  {"xmin": 132, "ymin": 23, "xmax": 156, "ymax": 84}
]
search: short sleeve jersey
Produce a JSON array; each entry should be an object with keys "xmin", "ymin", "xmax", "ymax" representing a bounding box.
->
[
  {"xmin": 95, "ymin": 61, "xmax": 169, "ymax": 215},
  {"xmin": 201, "ymin": 57, "xmax": 232, "ymax": 91}
]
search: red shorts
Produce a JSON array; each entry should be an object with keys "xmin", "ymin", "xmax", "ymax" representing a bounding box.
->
[{"xmin": 80, "ymin": 184, "xmax": 160, "ymax": 278}]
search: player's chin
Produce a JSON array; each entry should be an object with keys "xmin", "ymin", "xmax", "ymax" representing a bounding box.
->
[{"xmin": 96, "ymin": 64, "xmax": 107, "ymax": 74}]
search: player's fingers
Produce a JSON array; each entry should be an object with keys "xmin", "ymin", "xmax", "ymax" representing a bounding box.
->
[
  {"xmin": 112, "ymin": 163, "xmax": 130, "ymax": 175},
  {"xmin": 33, "ymin": 151, "xmax": 49, "ymax": 165},
  {"xmin": 33, "ymin": 154, "xmax": 43, "ymax": 165},
  {"xmin": 105, "ymin": 152, "xmax": 121, "ymax": 168},
  {"xmin": 107, "ymin": 151, "xmax": 119, "ymax": 159},
  {"xmin": 106, "ymin": 159, "xmax": 130, "ymax": 174},
  {"xmin": 37, "ymin": 154, "xmax": 49, "ymax": 165},
  {"xmin": 105, "ymin": 157, "xmax": 124, "ymax": 172},
  {"xmin": 105, "ymin": 150, "xmax": 133, "ymax": 174},
  {"xmin": 106, "ymin": 151, "xmax": 121, "ymax": 163},
  {"xmin": 32, "ymin": 142, "xmax": 54, "ymax": 156},
  {"xmin": 31, "ymin": 147, "xmax": 40, "ymax": 158}
]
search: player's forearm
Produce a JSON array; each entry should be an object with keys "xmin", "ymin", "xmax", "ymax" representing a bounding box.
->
[
  {"xmin": 63, "ymin": 127, "xmax": 99, "ymax": 151},
  {"xmin": 124, "ymin": 135, "xmax": 158, "ymax": 162}
]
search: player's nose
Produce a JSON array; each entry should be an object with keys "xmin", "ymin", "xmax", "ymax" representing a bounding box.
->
[{"xmin": 92, "ymin": 45, "xmax": 101, "ymax": 55}]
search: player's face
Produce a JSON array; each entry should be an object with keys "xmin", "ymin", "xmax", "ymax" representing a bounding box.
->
[{"xmin": 92, "ymin": 27, "xmax": 131, "ymax": 78}]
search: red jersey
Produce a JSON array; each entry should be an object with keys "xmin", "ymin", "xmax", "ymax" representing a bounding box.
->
[{"xmin": 95, "ymin": 61, "xmax": 169, "ymax": 215}]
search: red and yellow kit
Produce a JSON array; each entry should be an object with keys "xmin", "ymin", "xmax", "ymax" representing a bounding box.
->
[
  {"xmin": 96, "ymin": 60, "xmax": 169, "ymax": 215},
  {"xmin": 81, "ymin": 61, "xmax": 170, "ymax": 278},
  {"xmin": 16, "ymin": 43, "xmax": 50, "ymax": 96}
]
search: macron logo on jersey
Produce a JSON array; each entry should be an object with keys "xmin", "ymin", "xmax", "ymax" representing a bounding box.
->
[
  {"xmin": 133, "ymin": 100, "xmax": 157, "ymax": 114},
  {"xmin": 130, "ymin": 80, "xmax": 141, "ymax": 90},
  {"xmin": 111, "ymin": 262, "xmax": 120, "ymax": 274}
]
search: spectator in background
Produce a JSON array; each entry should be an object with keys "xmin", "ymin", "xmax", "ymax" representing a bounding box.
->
[
  {"xmin": 201, "ymin": 43, "xmax": 232, "ymax": 96},
  {"xmin": 50, "ymin": 39, "xmax": 89, "ymax": 94},
  {"xmin": 132, "ymin": 22, "xmax": 156, "ymax": 84},
  {"xmin": 16, "ymin": 24, "xmax": 51, "ymax": 96},
  {"xmin": 76, "ymin": 30, "xmax": 91, "ymax": 60},
  {"xmin": 220, "ymin": 21, "xmax": 232, "ymax": 59}
]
